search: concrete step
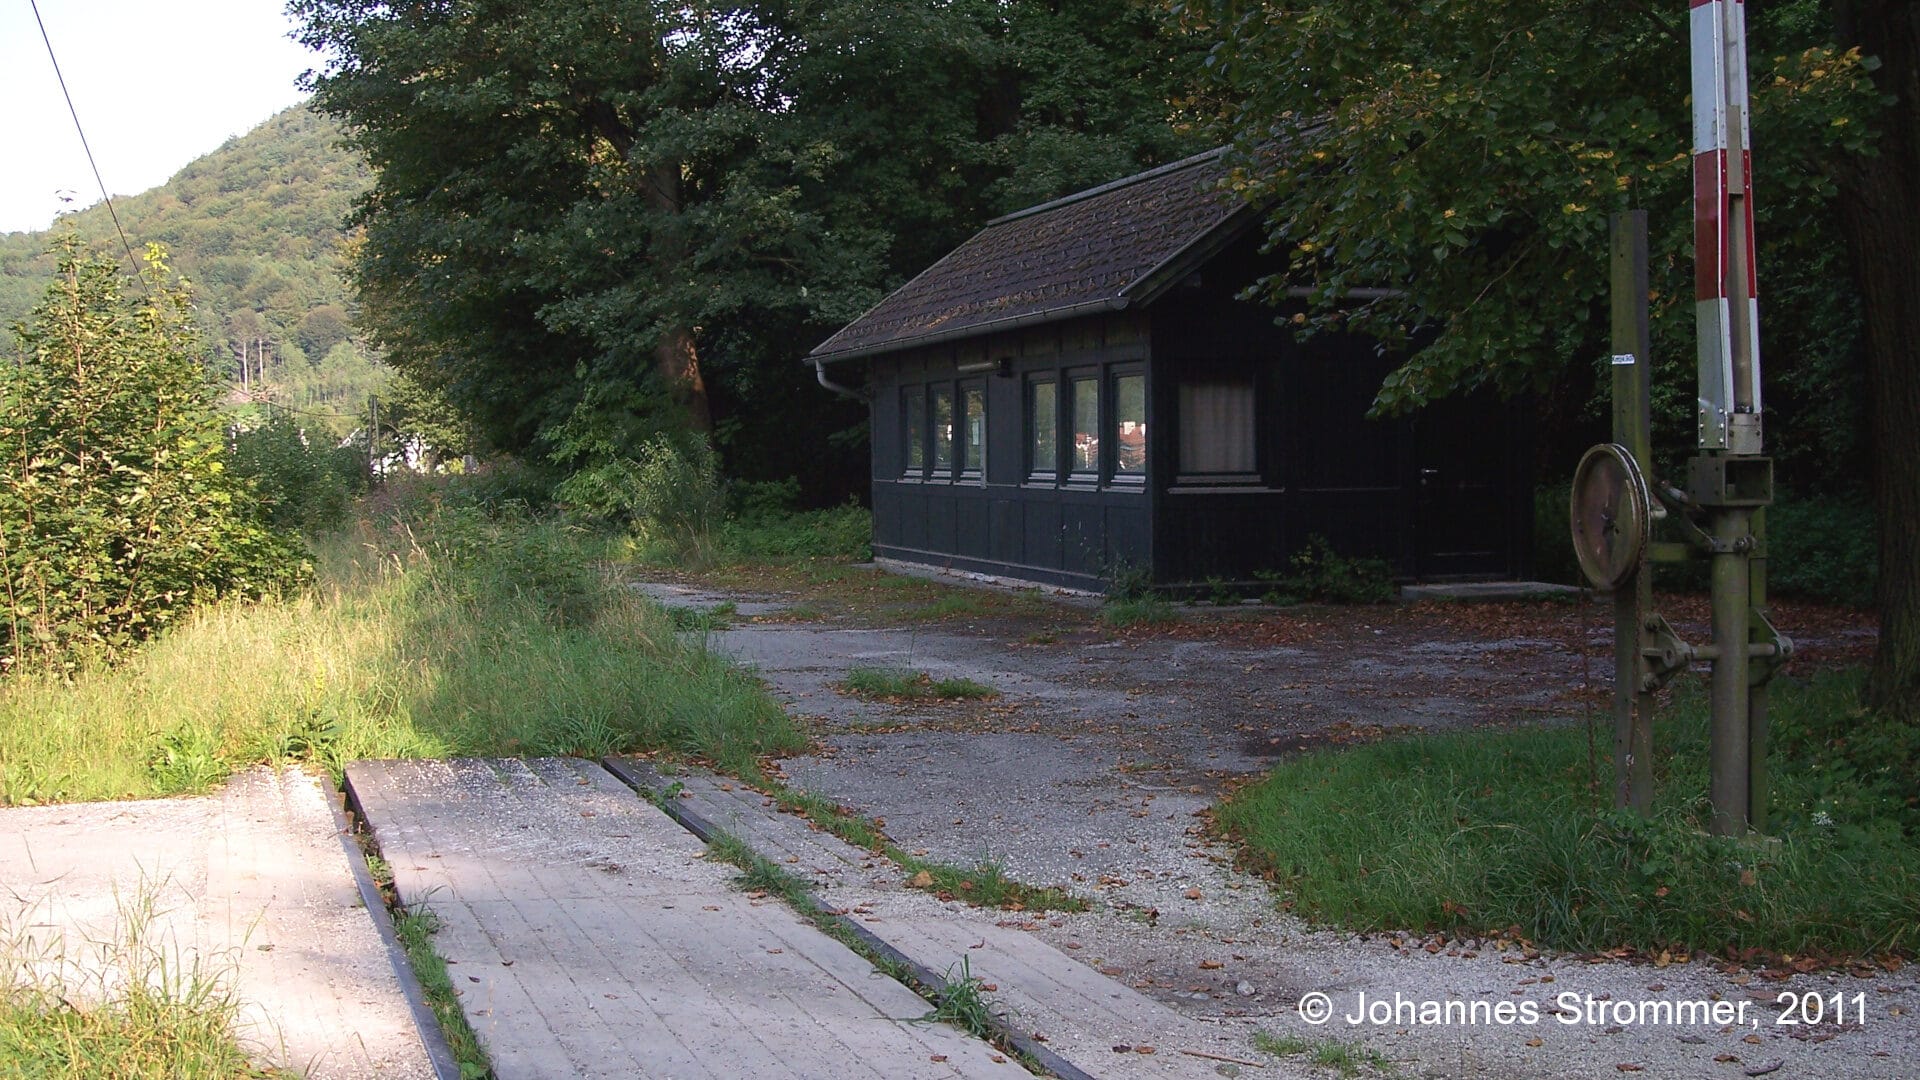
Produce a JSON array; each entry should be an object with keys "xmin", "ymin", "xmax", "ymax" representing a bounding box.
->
[{"xmin": 345, "ymin": 757, "xmax": 1027, "ymax": 1080}]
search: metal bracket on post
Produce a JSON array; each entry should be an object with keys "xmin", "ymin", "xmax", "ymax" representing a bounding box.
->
[{"xmin": 1639, "ymin": 613, "xmax": 1696, "ymax": 692}]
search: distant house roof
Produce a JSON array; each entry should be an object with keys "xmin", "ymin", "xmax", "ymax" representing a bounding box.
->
[{"xmin": 810, "ymin": 147, "xmax": 1257, "ymax": 363}]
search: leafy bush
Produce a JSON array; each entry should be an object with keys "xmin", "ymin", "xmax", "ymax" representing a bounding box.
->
[
  {"xmin": 1, "ymin": 239, "xmax": 308, "ymax": 672},
  {"xmin": 557, "ymin": 434, "xmax": 725, "ymax": 560},
  {"xmin": 228, "ymin": 412, "xmax": 367, "ymax": 533},
  {"xmin": 1258, "ymin": 535, "xmax": 1396, "ymax": 604},
  {"xmin": 0, "ymin": 500, "xmax": 805, "ymax": 804},
  {"xmin": 717, "ymin": 501, "xmax": 872, "ymax": 562},
  {"xmin": 1766, "ymin": 491, "xmax": 1875, "ymax": 607}
]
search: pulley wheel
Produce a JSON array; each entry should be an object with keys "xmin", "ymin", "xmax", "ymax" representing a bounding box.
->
[{"xmin": 1569, "ymin": 443, "xmax": 1651, "ymax": 589}]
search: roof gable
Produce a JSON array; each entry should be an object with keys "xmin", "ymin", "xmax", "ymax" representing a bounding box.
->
[{"xmin": 811, "ymin": 148, "xmax": 1253, "ymax": 362}]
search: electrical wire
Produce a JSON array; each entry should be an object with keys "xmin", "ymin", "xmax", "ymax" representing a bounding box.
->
[{"xmin": 29, "ymin": 0, "xmax": 139, "ymax": 271}]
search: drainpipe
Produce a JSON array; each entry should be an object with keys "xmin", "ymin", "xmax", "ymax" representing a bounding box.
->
[{"xmin": 814, "ymin": 358, "xmax": 869, "ymax": 403}]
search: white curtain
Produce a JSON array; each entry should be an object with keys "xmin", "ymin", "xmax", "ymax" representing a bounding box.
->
[{"xmin": 1179, "ymin": 380, "xmax": 1255, "ymax": 473}]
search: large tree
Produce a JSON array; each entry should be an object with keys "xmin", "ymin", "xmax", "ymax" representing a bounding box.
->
[
  {"xmin": 1831, "ymin": 0, "xmax": 1920, "ymax": 720},
  {"xmin": 1183, "ymin": 0, "xmax": 1913, "ymax": 712},
  {"xmin": 292, "ymin": 0, "xmax": 1203, "ymax": 495}
]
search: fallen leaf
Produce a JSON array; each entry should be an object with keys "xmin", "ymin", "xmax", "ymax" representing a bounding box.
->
[
  {"xmin": 1134, "ymin": 1045, "xmax": 1156, "ymax": 1055},
  {"xmin": 1185, "ymin": 888, "xmax": 1202, "ymax": 900},
  {"xmin": 909, "ymin": 870, "xmax": 934, "ymax": 888},
  {"xmin": 1614, "ymin": 1065, "xmax": 1643, "ymax": 1073},
  {"xmin": 1199, "ymin": 960, "xmax": 1223, "ymax": 970},
  {"xmin": 1526, "ymin": 1038, "xmax": 1543, "ymax": 1047}
]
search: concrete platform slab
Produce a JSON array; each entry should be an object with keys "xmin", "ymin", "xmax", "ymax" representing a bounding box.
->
[
  {"xmin": 345, "ymin": 757, "xmax": 1029, "ymax": 1080},
  {"xmin": 0, "ymin": 767, "xmax": 436, "ymax": 1078}
]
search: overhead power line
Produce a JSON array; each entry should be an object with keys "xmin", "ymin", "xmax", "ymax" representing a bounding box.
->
[{"xmin": 29, "ymin": 0, "xmax": 139, "ymax": 270}]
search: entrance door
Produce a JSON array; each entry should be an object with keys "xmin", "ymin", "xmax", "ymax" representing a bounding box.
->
[{"xmin": 1410, "ymin": 393, "xmax": 1517, "ymax": 579}]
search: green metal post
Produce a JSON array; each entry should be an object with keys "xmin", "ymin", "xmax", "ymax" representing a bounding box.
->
[
  {"xmin": 1609, "ymin": 212, "xmax": 1655, "ymax": 814},
  {"xmin": 1748, "ymin": 506, "xmax": 1769, "ymax": 832},
  {"xmin": 1709, "ymin": 506, "xmax": 1753, "ymax": 835}
]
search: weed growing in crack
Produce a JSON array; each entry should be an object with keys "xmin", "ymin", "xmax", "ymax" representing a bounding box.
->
[{"xmin": 839, "ymin": 667, "xmax": 997, "ymax": 701}]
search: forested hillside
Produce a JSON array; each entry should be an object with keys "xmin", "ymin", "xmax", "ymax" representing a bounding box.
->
[{"xmin": 0, "ymin": 105, "xmax": 377, "ymax": 435}]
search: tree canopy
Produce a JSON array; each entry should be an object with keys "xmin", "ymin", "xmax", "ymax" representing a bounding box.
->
[
  {"xmin": 1183, "ymin": 0, "xmax": 1914, "ymax": 715},
  {"xmin": 291, "ymin": 0, "xmax": 1207, "ymax": 499}
]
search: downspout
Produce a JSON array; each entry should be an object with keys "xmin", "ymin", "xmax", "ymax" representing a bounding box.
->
[{"xmin": 814, "ymin": 358, "xmax": 869, "ymax": 403}]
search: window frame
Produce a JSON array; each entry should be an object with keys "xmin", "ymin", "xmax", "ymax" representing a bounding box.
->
[
  {"xmin": 958, "ymin": 379, "xmax": 986, "ymax": 482},
  {"xmin": 901, "ymin": 384, "xmax": 927, "ymax": 479},
  {"xmin": 930, "ymin": 382, "xmax": 956, "ymax": 478},
  {"xmin": 1026, "ymin": 375, "xmax": 1059, "ymax": 483},
  {"xmin": 1109, "ymin": 367, "xmax": 1148, "ymax": 484},
  {"xmin": 1065, "ymin": 368, "xmax": 1101, "ymax": 484},
  {"xmin": 1174, "ymin": 373, "xmax": 1262, "ymax": 486}
]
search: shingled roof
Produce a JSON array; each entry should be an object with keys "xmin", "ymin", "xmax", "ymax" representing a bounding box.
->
[{"xmin": 810, "ymin": 147, "xmax": 1255, "ymax": 363}]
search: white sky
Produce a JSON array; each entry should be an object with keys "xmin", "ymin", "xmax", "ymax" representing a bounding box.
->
[{"xmin": 1, "ymin": 1, "xmax": 317, "ymax": 235}]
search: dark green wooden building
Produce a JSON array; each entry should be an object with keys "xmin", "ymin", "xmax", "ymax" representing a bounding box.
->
[{"xmin": 810, "ymin": 149, "xmax": 1533, "ymax": 593}]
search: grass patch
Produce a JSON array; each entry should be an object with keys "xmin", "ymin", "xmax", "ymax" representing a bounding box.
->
[
  {"xmin": 765, "ymin": 787, "xmax": 1086, "ymax": 914},
  {"xmin": 0, "ymin": 502, "xmax": 802, "ymax": 805},
  {"xmin": 0, "ymin": 887, "xmax": 285, "ymax": 1079},
  {"xmin": 360, "ymin": 851, "xmax": 489, "ymax": 1080},
  {"xmin": 665, "ymin": 602, "xmax": 737, "ymax": 632},
  {"xmin": 1215, "ymin": 671, "xmax": 1920, "ymax": 961},
  {"xmin": 838, "ymin": 667, "xmax": 998, "ymax": 702},
  {"xmin": 1099, "ymin": 596, "xmax": 1180, "ymax": 628},
  {"xmin": 1253, "ymin": 1030, "xmax": 1398, "ymax": 1077},
  {"xmin": 695, "ymin": 825, "xmax": 1034, "ymax": 1068}
]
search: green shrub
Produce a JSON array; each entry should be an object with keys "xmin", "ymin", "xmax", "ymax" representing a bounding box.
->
[
  {"xmin": 1258, "ymin": 535, "xmax": 1396, "ymax": 604},
  {"xmin": 557, "ymin": 434, "xmax": 725, "ymax": 560},
  {"xmin": 228, "ymin": 412, "xmax": 366, "ymax": 533},
  {"xmin": 1766, "ymin": 491, "xmax": 1875, "ymax": 607},
  {"xmin": 1, "ymin": 238, "xmax": 308, "ymax": 673},
  {"xmin": 717, "ymin": 501, "xmax": 872, "ymax": 562}
]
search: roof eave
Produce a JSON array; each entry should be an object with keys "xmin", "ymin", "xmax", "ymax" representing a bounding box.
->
[
  {"xmin": 1120, "ymin": 200, "xmax": 1265, "ymax": 307},
  {"xmin": 809, "ymin": 296, "xmax": 1133, "ymax": 365}
]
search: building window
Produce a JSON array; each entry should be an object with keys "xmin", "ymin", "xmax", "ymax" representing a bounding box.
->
[
  {"xmin": 932, "ymin": 384, "xmax": 954, "ymax": 473},
  {"xmin": 1028, "ymin": 378, "xmax": 1057, "ymax": 477},
  {"xmin": 1069, "ymin": 374, "xmax": 1099, "ymax": 476},
  {"xmin": 962, "ymin": 383, "xmax": 985, "ymax": 475},
  {"xmin": 1113, "ymin": 372, "xmax": 1146, "ymax": 476},
  {"xmin": 1178, "ymin": 378, "xmax": 1256, "ymax": 475},
  {"xmin": 903, "ymin": 387, "xmax": 925, "ymax": 475}
]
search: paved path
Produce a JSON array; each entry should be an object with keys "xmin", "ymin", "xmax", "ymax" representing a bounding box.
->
[
  {"xmin": 0, "ymin": 767, "xmax": 435, "ymax": 1078},
  {"xmin": 346, "ymin": 757, "xmax": 1029, "ymax": 1080},
  {"xmin": 607, "ymin": 757, "xmax": 1294, "ymax": 1080}
]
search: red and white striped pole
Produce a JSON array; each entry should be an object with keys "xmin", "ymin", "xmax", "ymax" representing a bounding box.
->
[{"xmin": 1691, "ymin": 0, "xmax": 1764, "ymax": 454}]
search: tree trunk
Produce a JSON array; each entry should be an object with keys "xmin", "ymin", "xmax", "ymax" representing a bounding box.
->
[
  {"xmin": 643, "ymin": 162, "xmax": 712, "ymax": 435},
  {"xmin": 1835, "ymin": 0, "xmax": 1920, "ymax": 722}
]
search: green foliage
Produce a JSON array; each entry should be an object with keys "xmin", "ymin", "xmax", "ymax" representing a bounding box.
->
[
  {"xmin": 1099, "ymin": 596, "xmax": 1181, "ymax": 628},
  {"xmin": 839, "ymin": 667, "xmax": 998, "ymax": 701},
  {"xmin": 0, "ymin": 107, "xmax": 378, "ymax": 434},
  {"xmin": 0, "ymin": 495, "xmax": 805, "ymax": 805},
  {"xmin": 292, "ymin": 0, "xmax": 1204, "ymax": 490},
  {"xmin": 228, "ymin": 412, "xmax": 367, "ymax": 534},
  {"xmin": 1258, "ymin": 536, "xmax": 1397, "ymax": 605},
  {"xmin": 1184, "ymin": 0, "xmax": 1879, "ymax": 433},
  {"xmin": 1, "ymin": 239, "xmax": 309, "ymax": 673},
  {"xmin": 1215, "ymin": 672, "xmax": 1919, "ymax": 958},
  {"xmin": 718, "ymin": 500, "xmax": 873, "ymax": 563},
  {"xmin": 1766, "ymin": 493, "xmax": 1877, "ymax": 608},
  {"xmin": 0, "ymin": 888, "xmax": 283, "ymax": 1079},
  {"xmin": 556, "ymin": 433, "xmax": 726, "ymax": 561}
]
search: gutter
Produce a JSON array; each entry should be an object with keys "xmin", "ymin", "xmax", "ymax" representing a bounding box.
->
[{"xmin": 814, "ymin": 358, "xmax": 870, "ymax": 403}]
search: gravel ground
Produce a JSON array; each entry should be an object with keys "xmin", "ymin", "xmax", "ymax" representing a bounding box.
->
[{"xmin": 634, "ymin": 574, "xmax": 1915, "ymax": 1080}]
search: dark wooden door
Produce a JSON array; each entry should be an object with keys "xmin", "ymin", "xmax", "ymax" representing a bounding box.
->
[{"xmin": 1410, "ymin": 394, "xmax": 1515, "ymax": 579}]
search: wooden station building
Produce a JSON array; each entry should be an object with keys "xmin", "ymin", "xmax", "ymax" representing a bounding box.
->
[{"xmin": 808, "ymin": 148, "xmax": 1533, "ymax": 593}]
